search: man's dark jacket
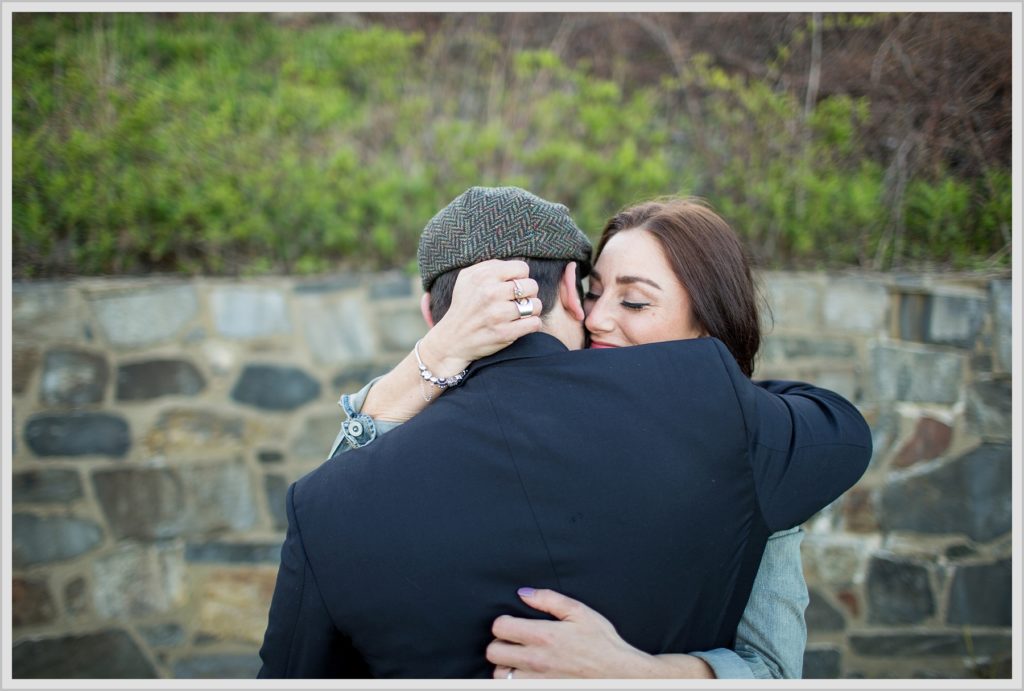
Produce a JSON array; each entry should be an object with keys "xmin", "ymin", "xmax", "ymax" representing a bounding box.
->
[{"xmin": 259, "ymin": 333, "xmax": 871, "ymax": 678}]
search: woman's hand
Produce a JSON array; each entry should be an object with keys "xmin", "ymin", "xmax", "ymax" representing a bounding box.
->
[
  {"xmin": 360, "ymin": 259, "xmax": 550, "ymax": 424},
  {"xmin": 487, "ymin": 588, "xmax": 716, "ymax": 679},
  {"xmin": 418, "ymin": 259, "xmax": 544, "ymax": 375},
  {"xmin": 487, "ymin": 588, "xmax": 651, "ymax": 679}
]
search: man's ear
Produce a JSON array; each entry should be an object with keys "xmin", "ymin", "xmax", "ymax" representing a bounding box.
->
[
  {"xmin": 420, "ymin": 293, "xmax": 436, "ymax": 328},
  {"xmin": 558, "ymin": 261, "xmax": 585, "ymax": 323}
]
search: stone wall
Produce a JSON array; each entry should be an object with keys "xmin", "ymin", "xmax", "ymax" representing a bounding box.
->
[{"xmin": 9, "ymin": 270, "xmax": 1013, "ymax": 679}]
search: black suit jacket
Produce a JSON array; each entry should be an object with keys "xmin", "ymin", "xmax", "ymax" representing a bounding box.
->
[{"xmin": 259, "ymin": 333, "xmax": 871, "ymax": 678}]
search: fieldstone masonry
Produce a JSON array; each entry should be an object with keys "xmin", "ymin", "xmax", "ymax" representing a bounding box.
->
[{"xmin": 10, "ymin": 270, "xmax": 1013, "ymax": 679}]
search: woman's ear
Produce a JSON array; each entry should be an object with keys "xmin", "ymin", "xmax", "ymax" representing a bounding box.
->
[
  {"xmin": 558, "ymin": 262, "xmax": 586, "ymax": 323},
  {"xmin": 420, "ymin": 293, "xmax": 435, "ymax": 328}
]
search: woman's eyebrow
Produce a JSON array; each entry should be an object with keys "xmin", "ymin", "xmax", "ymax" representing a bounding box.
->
[{"xmin": 617, "ymin": 275, "xmax": 662, "ymax": 290}]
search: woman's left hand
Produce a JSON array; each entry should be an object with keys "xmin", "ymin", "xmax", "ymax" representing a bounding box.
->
[{"xmin": 486, "ymin": 588, "xmax": 654, "ymax": 679}]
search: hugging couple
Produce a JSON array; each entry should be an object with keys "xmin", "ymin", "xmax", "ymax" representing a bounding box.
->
[{"xmin": 258, "ymin": 186, "xmax": 872, "ymax": 679}]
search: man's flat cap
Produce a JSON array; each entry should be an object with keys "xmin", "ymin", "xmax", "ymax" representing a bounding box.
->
[{"xmin": 418, "ymin": 186, "xmax": 592, "ymax": 290}]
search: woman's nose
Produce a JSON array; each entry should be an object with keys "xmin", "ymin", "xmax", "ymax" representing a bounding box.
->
[{"xmin": 584, "ymin": 297, "xmax": 611, "ymax": 335}]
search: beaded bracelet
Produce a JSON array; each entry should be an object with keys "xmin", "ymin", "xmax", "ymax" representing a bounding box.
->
[{"xmin": 414, "ymin": 338, "xmax": 469, "ymax": 402}]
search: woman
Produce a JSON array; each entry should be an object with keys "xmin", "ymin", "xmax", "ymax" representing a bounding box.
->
[{"xmin": 330, "ymin": 198, "xmax": 812, "ymax": 678}]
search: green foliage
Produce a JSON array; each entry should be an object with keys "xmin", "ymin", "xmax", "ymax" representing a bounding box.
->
[
  {"xmin": 899, "ymin": 172, "xmax": 1011, "ymax": 267},
  {"xmin": 661, "ymin": 54, "xmax": 1006, "ymax": 268},
  {"xmin": 12, "ymin": 14, "xmax": 1009, "ymax": 277},
  {"xmin": 667, "ymin": 57, "xmax": 879, "ymax": 264},
  {"xmin": 13, "ymin": 14, "xmax": 427, "ymax": 275}
]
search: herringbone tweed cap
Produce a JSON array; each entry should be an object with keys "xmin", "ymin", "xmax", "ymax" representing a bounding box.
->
[{"xmin": 418, "ymin": 186, "xmax": 593, "ymax": 290}]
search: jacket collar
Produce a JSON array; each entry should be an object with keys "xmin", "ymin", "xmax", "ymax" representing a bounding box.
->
[{"xmin": 467, "ymin": 332, "xmax": 570, "ymax": 378}]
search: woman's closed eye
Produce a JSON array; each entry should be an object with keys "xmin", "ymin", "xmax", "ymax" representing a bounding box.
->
[{"xmin": 586, "ymin": 291, "xmax": 649, "ymax": 311}]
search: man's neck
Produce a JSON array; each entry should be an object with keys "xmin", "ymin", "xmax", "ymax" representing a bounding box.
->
[{"xmin": 539, "ymin": 311, "xmax": 585, "ymax": 351}]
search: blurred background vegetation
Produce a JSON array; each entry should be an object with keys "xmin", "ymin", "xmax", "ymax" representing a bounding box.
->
[{"xmin": 12, "ymin": 12, "xmax": 1012, "ymax": 278}]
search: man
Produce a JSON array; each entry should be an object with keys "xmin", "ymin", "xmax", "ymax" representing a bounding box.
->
[{"xmin": 258, "ymin": 186, "xmax": 870, "ymax": 678}]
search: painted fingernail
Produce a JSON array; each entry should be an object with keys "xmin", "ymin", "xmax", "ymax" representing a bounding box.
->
[{"xmin": 517, "ymin": 587, "xmax": 536, "ymax": 597}]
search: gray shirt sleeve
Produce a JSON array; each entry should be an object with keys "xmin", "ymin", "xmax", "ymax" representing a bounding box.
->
[
  {"xmin": 690, "ymin": 527, "xmax": 809, "ymax": 678},
  {"xmin": 327, "ymin": 376, "xmax": 402, "ymax": 460},
  {"xmin": 328, "ymin": 382, "xmax": 809, "ymax": 679}
]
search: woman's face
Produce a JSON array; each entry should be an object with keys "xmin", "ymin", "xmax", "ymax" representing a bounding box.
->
[{"xmin": 584, "ymin": 228, "xmax": 704, "ymax": 348}]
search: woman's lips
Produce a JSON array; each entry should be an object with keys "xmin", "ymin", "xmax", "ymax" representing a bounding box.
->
[{"xmin": 588, "ymin": 340, "xmax": 620, "ymax": 349}]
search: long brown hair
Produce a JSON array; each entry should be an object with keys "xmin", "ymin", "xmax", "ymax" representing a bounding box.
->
[{"xmin": 597, "ymin": 198, "xmax": 761, "ymax": 377}]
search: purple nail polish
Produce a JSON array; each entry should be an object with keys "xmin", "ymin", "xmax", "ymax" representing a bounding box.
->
[{"xmin": 517, "ymin": 587, "xmax": 536, "ymax": 597}]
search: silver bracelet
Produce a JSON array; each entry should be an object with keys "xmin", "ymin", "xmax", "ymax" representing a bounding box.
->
[{"xmin": 414, "ymin": 338, "xmax": 468, "ymax": 401}]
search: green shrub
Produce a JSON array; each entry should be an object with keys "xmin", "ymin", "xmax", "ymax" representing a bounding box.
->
[{"xmin": 12, "ymin": 14, "xmax": 1009, "ymax": 276}]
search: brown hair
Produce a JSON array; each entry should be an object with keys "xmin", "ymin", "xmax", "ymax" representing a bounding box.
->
[{"xmin": 597, "ymin": 198, "xmax": 761, "ymax": 377}]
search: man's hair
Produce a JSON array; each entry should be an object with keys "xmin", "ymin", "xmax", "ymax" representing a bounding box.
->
[{"xmin": 428, "ymin": 258, "xmax": 584, "ymax": 324}]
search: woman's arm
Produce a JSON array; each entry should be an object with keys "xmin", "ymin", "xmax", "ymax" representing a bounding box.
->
[
  {"xmin": 689, "ymin": 527, "xmax": 808, "ymax": 679},
  {"xmin": 486, "ymin": 588, "xmax": 711, "ymax": 679},
  {"xmin": 485, "ymin": 528, "xmax": 808, "ymax": 679},
  {"xmin": 327, "ymin": 260, "xmax": 544, "ymax": 457},
  {"xmin": 363, "ymin": 259, "xmax": 543, "ymax": 421},
  {"xmin": 327, "ymin": 376, "xmax": 397, "ymax": 459}
]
